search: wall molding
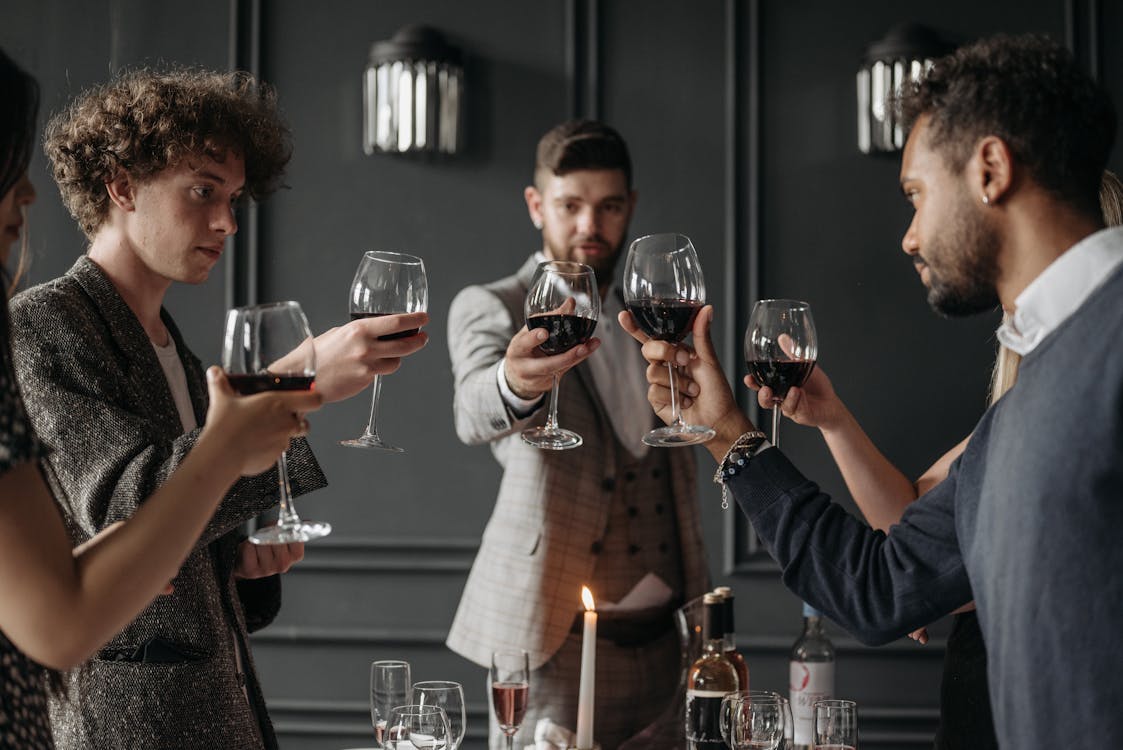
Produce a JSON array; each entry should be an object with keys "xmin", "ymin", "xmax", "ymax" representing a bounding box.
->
[
  {"xmin": 566, "ymin": 0, "xmax": 601, "ymax": 119},
  {"xmin": 226, "ymin": 0, "xmax": 262, "ymax": 309},
  {"xmin": 287, "ymin": 535, "xmax": 479, "ymax": 573},
  {"xmin": 1065, "ymin": 0, "xmax": 1102, "ymax": 80}
]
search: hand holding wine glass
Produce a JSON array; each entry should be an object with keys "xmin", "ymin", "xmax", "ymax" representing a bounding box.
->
[
  {"xmin": 520, "ymin": 261, "xmax": 600, "ymax": 450},
  {"xmin": 490, "ymin": 649, "xmax": 530, "ymax": 750},
  {"xmin": 622, "ymin": 232, "xmax": 715, "ymax": 446},
  {"xmin": 222, "ymin": 301, "xmax": 331, "ymax": 545},
  {"xmin": 342, "ymin": 251, "xmax": 428, "ymax": 452},
  {"xmin": 745, "ymin": 300, "xmax": 818, "ymax": 448}
]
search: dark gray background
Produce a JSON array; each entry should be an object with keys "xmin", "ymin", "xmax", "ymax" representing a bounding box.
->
[{"xmin": 2, "ymin": 1, "xmax": 1119, "ymax": 748}]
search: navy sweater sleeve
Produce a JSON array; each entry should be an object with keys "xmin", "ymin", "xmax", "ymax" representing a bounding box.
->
[{"xmin": 729, "ymin": 446, "xmax": 973, "ymax": 645}]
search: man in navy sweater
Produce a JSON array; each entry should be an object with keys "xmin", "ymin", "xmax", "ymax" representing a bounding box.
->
[{"xmin": 623, "ymin": 34, "xmax": 1121, "ymax": 748}]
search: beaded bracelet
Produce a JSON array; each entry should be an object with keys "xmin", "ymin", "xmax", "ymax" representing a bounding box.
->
[{"xmin": 712, "ymin": 430, "xmax": 768, "ymax": 509}]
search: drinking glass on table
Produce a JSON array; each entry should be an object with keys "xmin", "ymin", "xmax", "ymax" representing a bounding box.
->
[
  {"xmin": 383, "ymin": 703, "xmax": 451, "ymax": 749},
  {"xmin": 371, "ymin": 660, "xmax": 412, "ymax": 745},
  {"xmin": 520, "ymin": 260, "xmax": 600, "ymax": 450},
  {"xmin": 721, "ymin": 693, "xmax": 785, "ymax": 750},
  {"xmin": 490, "ymin": 649, "xmax": 530, "ymax": 750},
  {"xmin": 745, "ymin": 299, "xmax": 818, "ymax": 448},
  {"xmin": 623, "ymin": 232, "xmax": 715, "ymax": 447},
  {"xmin": 812, "ymin": 699, "xmax": 857, "ymax": 750},
  {"xmin": 222, "ymin": 301, "xmax": 330, "ymax": 544},
  {"xmin": 342, "ymin": 250, "xmax": 428, "ymax": 452},
  {"xmin": 412, "ymin": 681, "xmax": 466, "ymax": 750},
  {"xmin": 779, "ymin": 696, "xmax": 795, "ymax": 750}
]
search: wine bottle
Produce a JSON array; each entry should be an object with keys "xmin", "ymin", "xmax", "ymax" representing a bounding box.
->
[
  {"xmin": 712, "ymin": 586, "xmax": 750, "ymax": 691},
  {"xmin": 686, "ymin": 593, "xmax": 740, "ymax": 749},
  {"xmin": 789, "ymin": 602, "xmax": 836, "ymax": 750}
]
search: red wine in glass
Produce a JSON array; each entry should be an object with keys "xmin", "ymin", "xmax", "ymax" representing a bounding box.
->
[
  {"xmin": 624, "ymin": 298, "xmax": 703, "ymax": 343},
  {"xmin": 527, "ymin": 313, "xmax": 598, "ymax": 355},
  {"xmin": 226, "ymin": 373, "xmax": 315, "ymax": 395},
  {"xmin": 491, "ymin": 681, "xmax": 529, "ymax": 735},
  {"xmin": 745, "ymin": 359, "xmax": 816, "ymax": 401},
  {"xmin": 350, "ymin": 311, "xmax": 421, "ymax": 340}
]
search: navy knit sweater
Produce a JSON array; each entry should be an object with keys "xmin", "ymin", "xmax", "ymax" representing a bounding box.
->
[{"xmin": 730, "ymin": 254, "xmax": 1123, "ymax": 748}]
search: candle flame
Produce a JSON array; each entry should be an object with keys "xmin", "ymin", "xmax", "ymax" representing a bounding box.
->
[{"xmin": 581, "ymin": 586, "xmax": 595, "ymax": 611}]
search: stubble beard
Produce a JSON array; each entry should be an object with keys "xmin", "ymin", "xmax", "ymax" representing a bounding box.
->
[{"xmin": 924, "ymin": 198, "xmax": 1001, "ymax": 318}]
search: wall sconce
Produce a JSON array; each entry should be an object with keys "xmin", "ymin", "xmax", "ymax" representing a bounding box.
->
[
  {"xmin": 363, "ymin": 25, "xmax": 464, "ymax": 156},
  {"xmin": 857, "ymin": 24, "xmax": 953, "ymax": 154}
]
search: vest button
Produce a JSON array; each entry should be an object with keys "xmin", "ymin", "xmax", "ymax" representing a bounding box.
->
[
  {"xmin": 627, "ymin": 506, "xmax": 639, "ymax": 518},
  {"xmin": 590, "ymin": 541, "xmax": 603, "ymax": 554},
  {"xmin": 654, "ymin": 503, "xmax": 665, "ymax": 514},
  {"xmin": 601, "ymin": 477, "xmax": 616, "ymax": 491},
  {"xmin": 628, "ymin": 544, "xmax": 640, "ymax": 556},
  {"xmin": 624, "ymin": 470, "xmax": 637, "ymax": 481}
]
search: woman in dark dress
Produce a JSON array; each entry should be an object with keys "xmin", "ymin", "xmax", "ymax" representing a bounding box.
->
[{"xmin": 0, "ymin": 48, "xmax": 321, "ymax": 745}]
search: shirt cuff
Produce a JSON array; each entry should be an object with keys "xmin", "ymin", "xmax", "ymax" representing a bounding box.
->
[{"xmin": 496, "ymin": 358, "xmax": 545, "ymax": 417}]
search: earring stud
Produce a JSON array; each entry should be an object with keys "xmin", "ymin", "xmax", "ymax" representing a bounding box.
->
[
  {"xmin": 982, "ymin": 193, "xmax": 990, "ymax": 205},
  {"xmin": 533, "ymin": 219, "xmax": 543, "ymax": 229}
]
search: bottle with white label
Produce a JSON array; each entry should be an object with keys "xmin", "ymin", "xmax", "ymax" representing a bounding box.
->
[
  {"xmin": 686, "ymin": 593, "xmax": 740, "ymax": 749},
  {"xmin": 789, "ymin": 602, "xmax": 835, "ymax": 750}
]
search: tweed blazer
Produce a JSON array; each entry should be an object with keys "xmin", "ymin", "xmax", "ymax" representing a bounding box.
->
[
  {"xmin": 446, "ymin": 254, "xmax": 709, "ymax": 670},
  {"xmin": 8, "ymin": 256, "xmax": 327, "ymax": 750}
]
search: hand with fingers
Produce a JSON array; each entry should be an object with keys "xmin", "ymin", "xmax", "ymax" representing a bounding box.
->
[
  {"xmin": 233, "ymin": 538, "xmax": 305, "ymax": 579},
  {"xmin": 310, "ymin": 311, "xmax": 430, "ymax": 403},
  {"xmin": 618, "ymin": 305, "xmax": 754, "ymax": 456},
  {"xmin": 504, "ymin": 300, "xmax": 602, "ymax": 400},
  {"xmin": 745, "ymin": 364, "xmax": 848, "ymax": 431},
  {"xmin": 202, "ymin": 367, "xmax": 323, "ymax": 477}
]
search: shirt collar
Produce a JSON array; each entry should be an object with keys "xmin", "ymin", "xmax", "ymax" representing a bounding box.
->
[{"xmin": 997, "ymin": 227, "xmax": 1123, "ymax": 355}]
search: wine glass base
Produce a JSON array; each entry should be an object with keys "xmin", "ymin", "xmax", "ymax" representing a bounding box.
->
[
  {"xmin": 249, "ymin": 520, "xmax": 332, "ymax": 545},
  {"xmin": 642, "ymin": 424, "xmax": 716, "ymax": 447},
  {"xmin": 340, "ymin": 434, "xmax": 405, "ymax": 452},
  {"xmin": 521, "ymin": 426, "xmax": 583, "ymax": 450}
]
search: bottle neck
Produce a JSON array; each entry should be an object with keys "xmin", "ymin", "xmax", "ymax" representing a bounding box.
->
[{"xmin": 803, "ymin": 615, "xmax": 824, "ymax": 636}]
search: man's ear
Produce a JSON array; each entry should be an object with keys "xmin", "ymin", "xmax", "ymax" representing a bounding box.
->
[
  {"xmin": 105, "ymin": 170, "xmax": 136, "ymax": 212},
  {"xmin": 972, "ymin": 135, "xmax": 1014, "ymax": 207},
  {"xmin": 524, "ymin": 185, "xmax": 544, "ymax": 230}
]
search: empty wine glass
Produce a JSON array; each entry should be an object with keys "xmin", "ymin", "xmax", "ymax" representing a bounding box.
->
[
  {"xmin": 623, "ymin": 232, "xmax": 715, "ymax": 447},
  {"xmin": 412, "ymin": 681, "xmax": 466, "ymax": 750},
  {"xmin": 383, "ymin": 704, "xmax": 450, "ymax": 749},
  {"xmin": 222, "ymin": 302, "xmax": 331, "ymax": 544},
  {"xmin": 520, "ymin": 260, "xmax": 600, "ymax": 450},
  {"xmin": 342, "ymin": 250, "xmax": 428, "ymax": 452},
  {"xmin": 490, "ymin": 649, "xmax": 530, "ymax": 750},
  {"xmin": 779, "ymin": 696, "xmax": 795, "ymax": 750},
  {"xmin": 721, "ymin": 693, "xmax": 785, "ymax": 750},
  {"xmin": 812, "ymin": 699, "xmax": 857, "ymax": 750},
  {"xmin": 371, "ymin": 660, "xmax": 412, "ymax": 746},
  {"xmin": 745, "ymin": 299, "xmax": 818, "ymax": 448}
]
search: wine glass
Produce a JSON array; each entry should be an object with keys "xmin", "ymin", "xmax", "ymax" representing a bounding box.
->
[
  {"xmin": 622, "ymin": 232, "xmax": 715, "ymax": 447},
  {"xmin": 341, "ymin": 250, "xmax": 428, "ymax": 452},
  {"xmin": 779, "ymin": 696, "xmax": 795, "ymax": 750},
  {"xmin": 745, "ymin": 299, "xmax": 818, "ymax": 448},
  {"xmin": 812, "ymin": 699, "xmax": 857, "ymax": 750},
  {"xmin": 490, "ymin": 649, "xmax": 530, "ymax": 750},
  {"xmin": 412, "ymin": 681, "xmax": 466, "ymax": 750},
  {"xmin": 383, "ymin": 704, "xmax": 451, "ymax": 749},
  {"xmin": 222, "ymin": 302, "xmax": 331, "ymax": 544},
  {"xmin": 371, "ymin": 660, "xmax": 412, "ymax": 746},
  {"xmin": 721, "ymin": 693, "xmax": 785, "ymax": 750},
  {"xmin": 520, "ymin": 260, "xmax": 600, "ymax": 450}
]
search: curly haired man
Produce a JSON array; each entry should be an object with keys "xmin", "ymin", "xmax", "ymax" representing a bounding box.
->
[{"xmin": 8, "ymin": 68, "xmax": 428, "ymax": 749}]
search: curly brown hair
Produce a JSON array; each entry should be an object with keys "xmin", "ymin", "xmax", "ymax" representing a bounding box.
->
[
  {"xmin": 44, "ymin": 67, "xmax": 292, "ymax": 238},
  {"xmin": 898, "ymin": 34, "xmax": 1115, "ymax": 218}
]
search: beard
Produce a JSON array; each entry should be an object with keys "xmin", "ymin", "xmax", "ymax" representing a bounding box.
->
[{"xmin": 921, "ymin": 195, "xmax": 1001, "ymax": 317}]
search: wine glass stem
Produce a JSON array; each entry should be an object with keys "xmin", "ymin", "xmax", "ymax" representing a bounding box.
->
[
  {"xmin": 544, "ymin": 373, "xmax": 561, "ymax": 431},
  {"xmin": 505, "ymin": 735, "xmax": 514, "ymax": 750},
  {"xmin": 771, "ymin": 402, "xmax": 782, "ymax": 449},
  {"xmin": 276, "ymin": 450, "xmax": 300, "ymax": 527},
  {"xmin": 666, "ymin": 362, "xmax": 685, "ymax": 427},
  {"xmin": 364, "ymin": 374, "xmax": 384, "ymax": 437}
]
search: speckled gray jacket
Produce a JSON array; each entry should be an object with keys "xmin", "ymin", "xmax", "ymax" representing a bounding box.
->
[{"xmin": 9, "ymin": 256, "xmax": 327, "ymax": 750}]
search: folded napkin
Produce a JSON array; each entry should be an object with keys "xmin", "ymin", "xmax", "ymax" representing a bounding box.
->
[{"xmin": 524, "ymin": 718, "xmax": 602, "ymax": 750}]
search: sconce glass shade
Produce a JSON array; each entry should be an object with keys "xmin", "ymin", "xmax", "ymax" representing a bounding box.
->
[
  {"xmin": 857, "ymin": 24, "xmax": 953, "ymax": 154},
  {"xmin": 363, "ymin": 25, "xmax": 464, "ymax": 155}
]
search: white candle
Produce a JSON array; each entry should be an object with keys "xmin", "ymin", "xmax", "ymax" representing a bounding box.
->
[{"xmin": 576, "ymin": 586, "xmax": 597, "ymax": 750}]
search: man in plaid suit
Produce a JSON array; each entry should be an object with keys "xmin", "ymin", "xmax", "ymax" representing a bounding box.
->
[{"xmin": 447, "ymin": 120, "xmax": 711, "ymax": 749}]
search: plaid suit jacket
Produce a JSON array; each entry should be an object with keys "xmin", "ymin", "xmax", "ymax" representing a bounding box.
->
[
  {"xmin": 8, "ymin": 256, "xmax": 327, "ymax": 750},
  {"xmin": 446, "ymin": 255, "xmax": 710, "ymax": 670}
]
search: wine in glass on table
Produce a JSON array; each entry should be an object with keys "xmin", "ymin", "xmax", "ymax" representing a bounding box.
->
[
  {"xmin": 490, "ymin": 649, "xmax": 530, "ymax": 750},
  {"xmin": 222, "ymin": 301, "xmax": 331, "ymax": 544},
  {"xmin": 383, "ymin": 703, "xmax": 451, "ymax": 749},
  {"xmin": 412, "ymin": 681, "xmax": 466, "ymax": 750},
  {"xmin": 371, "ymin": 660, "xmax": 412, "ymax": 746},
  {"xmin": 342, "ymin": 250, "xmax": 428, "ymax": 452},
  {"xmin": 623, "ymin": 232, "xmax": 715, "ymax": 447},
  {"xmin": 812, "ymin": 699, "xmax": 857, "ymax": 750},
  {"xmin": 745, "ymin": 299, "xmax": 818, "ymax": 448},
  {"xmin": 520, "ymin": 260, "xmax": 599, "ymax": 450}
]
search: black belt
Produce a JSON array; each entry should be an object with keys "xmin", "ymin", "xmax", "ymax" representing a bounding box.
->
[{"xmin": 569, "ymin": 605, "xmax": 676, "ymax": 648}]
